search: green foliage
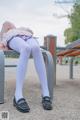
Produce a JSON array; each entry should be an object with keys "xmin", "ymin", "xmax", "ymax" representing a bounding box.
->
[{"xmin": 64, "ymin": 1, "xmax": 80, "ymax": 44}]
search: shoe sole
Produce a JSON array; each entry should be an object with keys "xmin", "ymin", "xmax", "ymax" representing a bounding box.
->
[
  {"xmin": 42, "ymin": 104, "xmax": 53, "ymax": 110},
  {"xmin": 43, "ymin": 106, "xmax": 53, "ymax": 110}
]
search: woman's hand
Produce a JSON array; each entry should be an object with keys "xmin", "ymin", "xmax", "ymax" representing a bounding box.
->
[
  {"xmin": 0, "ymin": 43, "xmax": 5, "ymax": 48},
  {"xmin": 0, "ymin": 43, "xmax": 8, "ymax": 50}
]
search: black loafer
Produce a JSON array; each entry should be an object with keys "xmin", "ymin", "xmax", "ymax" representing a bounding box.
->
[
  {"xmin": 13, "ymin": 97, "xmax": 30, "ymax": 113},
  {"xmin": 42, "ymin": 96, "xmax": 53, "ymax": 110}
]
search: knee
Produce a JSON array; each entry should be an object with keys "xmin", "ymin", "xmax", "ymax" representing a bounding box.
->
[{"xmin": 32, "ymin": 45, "xmax": 41, "ymax": 53}]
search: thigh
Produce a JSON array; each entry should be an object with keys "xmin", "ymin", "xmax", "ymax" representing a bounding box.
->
[
  {"xmin": 9, "ymin": 37, "xmax": 29, "ymax": 53},
  {"xmin": 26, "ymin": 37, "xmax": 40, "ymax": 49}
]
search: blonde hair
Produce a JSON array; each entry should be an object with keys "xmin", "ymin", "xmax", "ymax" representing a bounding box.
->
[
  {"xmin": 1, "ymin": 21, "xmax": 16, "ymax": 33},
  {"xmin": 0, "ymin": 21, "xmax": 16, "ymax": 41}
]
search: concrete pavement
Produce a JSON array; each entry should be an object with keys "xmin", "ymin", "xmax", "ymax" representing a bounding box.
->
[{"xmin": 0, "ymin": 58, "xmax": 80, "ymax": 120}]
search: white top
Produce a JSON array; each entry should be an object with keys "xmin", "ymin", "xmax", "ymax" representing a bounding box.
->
[{"xmin": 0, "ymin": 28, "xmax": 33, "ymax": 46}]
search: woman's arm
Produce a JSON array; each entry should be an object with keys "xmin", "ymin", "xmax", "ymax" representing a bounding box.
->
[{"xmin": 0, "ymin": 32, "xmax": 8, "ymax": 50}]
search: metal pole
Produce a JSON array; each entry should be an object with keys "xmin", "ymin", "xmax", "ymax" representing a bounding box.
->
[
  {"xmin": 69, "ymin": 57, "xmax": 74, "ymax": 79},
  {"xmin": 0, "ymin": 50, "xmax": 4, "ymax": 103},
  {"xmin": 44, "ymin": 35, "xmax": 56, "ymax": 86}
]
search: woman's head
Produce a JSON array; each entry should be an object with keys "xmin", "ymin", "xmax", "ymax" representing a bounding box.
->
[{"xmin": 1, "ymin": 21, "xmax": 16, "ymax": 34}]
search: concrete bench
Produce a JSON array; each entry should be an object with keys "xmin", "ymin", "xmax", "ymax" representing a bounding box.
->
[
  {"xmin": 57, "ymin": 39, "xmax": 80, "ymax": 79},
  {"xmin": 0, "ymin": 48, "xmax": 55, "ymax": 104}
]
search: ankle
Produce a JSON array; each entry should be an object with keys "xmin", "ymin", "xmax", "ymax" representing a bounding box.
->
[{"xmin": 14, "ymin": 94, "xmax": 23, "ymax": 102}]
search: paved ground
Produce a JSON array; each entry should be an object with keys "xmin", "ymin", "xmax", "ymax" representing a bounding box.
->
[{"xmin": 0, "ymin": 58, "xmax": 80, "ymax": 120}]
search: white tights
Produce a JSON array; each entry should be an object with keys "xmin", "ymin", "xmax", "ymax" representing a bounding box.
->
[{"xmin": 9, "ymin": 37, "xmax": 49, "ymax": 101}]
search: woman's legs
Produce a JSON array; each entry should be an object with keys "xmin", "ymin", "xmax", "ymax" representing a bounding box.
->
[
  {"xmin": 9, "ymin": 37, "xmax": 31, "ymax": 101},
  {"xmin": 26, "ymin": 38, "xmax": 50, "ymax": 97}
]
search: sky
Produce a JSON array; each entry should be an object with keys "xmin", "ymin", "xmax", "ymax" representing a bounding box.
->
[{"xmin": 0, "ymin": 0, "xmax": 73, "ymax": 46}]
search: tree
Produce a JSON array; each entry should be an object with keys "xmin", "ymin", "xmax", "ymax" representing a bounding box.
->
[{"xmin": 64, "ymin": 1, "xmax": 80, "ymax": 44}]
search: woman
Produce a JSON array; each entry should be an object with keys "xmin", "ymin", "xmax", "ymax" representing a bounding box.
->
[{"xmin": 0, "ymin": 21, "xmax": 52, "ymax": 113}]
